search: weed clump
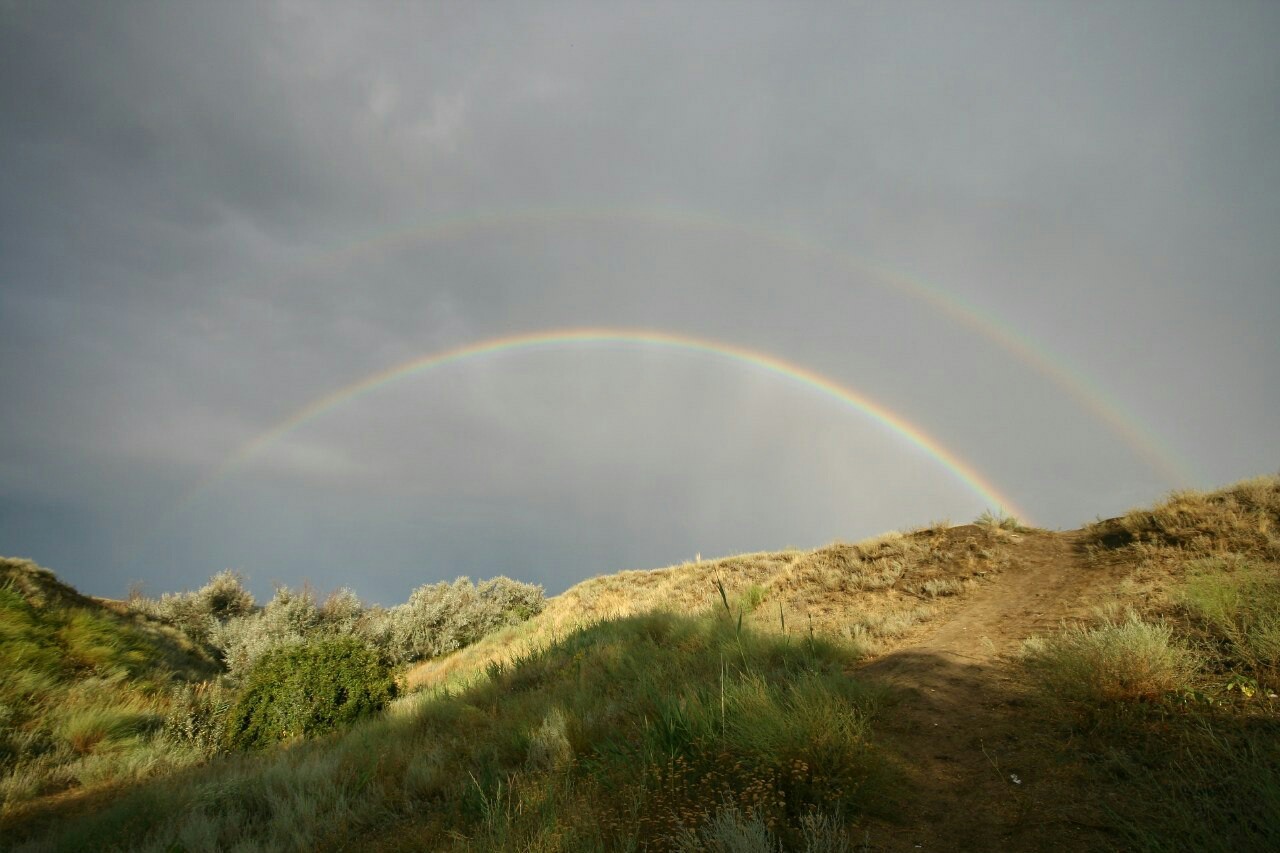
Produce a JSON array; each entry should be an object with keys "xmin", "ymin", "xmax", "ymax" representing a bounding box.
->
[
  {"xmin": 161, "ymin": 681, "xmax": 236, "ymax": 756},
  {"xmin": 223, "ymin": 637, "xmax": 396, "ymax": 750},
  {"xmin": 974, "ymin": 509, "xmax": 1028, "ymax": 532},
  {"xmin": 1021, "ymin": 608, "xmax": 1200, "ymax": 706}
]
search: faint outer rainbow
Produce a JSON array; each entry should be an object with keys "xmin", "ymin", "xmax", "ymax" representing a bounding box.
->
[
  {"xmin": 255, "ymin": 207, "xmax": 1192, "ymax": 486},
  {"xmin": 185, "ymin": 328, "xmax": 1030, "ymax": 523}
]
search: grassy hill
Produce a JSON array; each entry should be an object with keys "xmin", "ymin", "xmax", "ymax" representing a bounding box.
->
[
  {"xmin": 0, "ymin": 558, "xmax": 219, "ymax": 807},
  {"xmin": 1, "ymin": 475, "xmax": 1277, "ymax": 851}
]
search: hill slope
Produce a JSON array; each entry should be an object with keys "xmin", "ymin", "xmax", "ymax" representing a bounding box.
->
[
  {"xmin": 0, "ymin": 558, "xmax": 219, "ymax": 808},
  {"xmin": 406, "ymin": 520, "xmax": 1025, "ymax": 692},
  {"xmin": 2, "ymin": 475, "xmax": 1277, "ymax": 851}
]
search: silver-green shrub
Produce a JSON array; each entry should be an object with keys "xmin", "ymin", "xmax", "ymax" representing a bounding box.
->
[
  {"xmin": 364, "ymin": 576, "xmax": 545, "ymax": 665},
  {"xmin": 127, "ymin": 570, "xmax": 255, "ymax": 645},
  {"xmin": 317, "ymin": 587, "xmax": 364, "ymax": 634},
  {"xmin": 131, "ymin": 571, "xmax": 543, "ymax": 676},
  {"xmin": 208, "ymin": 585, "xmax": 320, "ymax": 679}
]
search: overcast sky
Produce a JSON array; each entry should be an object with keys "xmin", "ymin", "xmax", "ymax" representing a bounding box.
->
[{"xmin": 2, "ymin": 1, "xmax": 1276, "ymax": 605}]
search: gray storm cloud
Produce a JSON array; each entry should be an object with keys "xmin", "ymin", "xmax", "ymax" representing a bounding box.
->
[{"xmin": 1, "ymin": 1, "xmax": 1276, "ymax": 604}]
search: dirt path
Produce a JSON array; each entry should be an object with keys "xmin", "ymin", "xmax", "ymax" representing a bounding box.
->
[{"xmin": 855, "ymin": 529, "xmax": 1127, "ymax": 851}]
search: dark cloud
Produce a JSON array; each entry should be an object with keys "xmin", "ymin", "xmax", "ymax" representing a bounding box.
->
[{"xmin": 2, "ymin": 0, "xmax": 1276, "ymax": 602}]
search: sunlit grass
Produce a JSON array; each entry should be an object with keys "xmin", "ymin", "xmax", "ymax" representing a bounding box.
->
[
  {"xmin": 1021, "ymin": 607, "xmax": 1200, "ymax": 706},
  {"xmin": 0, "ymin": 558, "xmax": 217, "ymax": 813},
  {"xmin": 1178, "ymin": 557, "xmax": 1280, "ymax": 689}
]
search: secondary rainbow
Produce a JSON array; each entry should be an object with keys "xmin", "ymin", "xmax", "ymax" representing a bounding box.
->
[
  {"xmin": 247, "ymin": 206, "xmax": 1192, "ymax": 486},
  {"xmin": 189, "ymin": 328, "xmax": 1030, "ymax": 523}
]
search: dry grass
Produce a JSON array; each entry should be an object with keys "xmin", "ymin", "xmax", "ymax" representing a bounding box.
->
[
  {"xmin": 406, "ymin": 524, "xmax": 1017, "ymax": 692},
  {"xmin": 1086, "ymin": 474, "xmax": 1280, "ymax": 561},
  {"xmin": 1078, "ymin": 475, "xmax": 1280, "ymax": 625}
]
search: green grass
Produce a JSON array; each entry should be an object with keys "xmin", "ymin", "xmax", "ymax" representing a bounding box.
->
[
  {"xmin": 1178, "ymin": 557, "xmax": 1280, "ymax": 689},
  {"xmin": 8, "ymin": 612, "xmax": 888, "ymax": 851},
  {"xmin": 0, "ymin": 558, "xmax": 217, "ymax": 812}
]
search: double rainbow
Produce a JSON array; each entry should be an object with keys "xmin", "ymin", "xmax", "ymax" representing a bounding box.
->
[
  {"xmin": 245, "ymin": 206, "xmax": 1192, "ymax": 487},
  {"xmin": 139, "ymin": 205, "xmax": 1201, "ymax": 558}
]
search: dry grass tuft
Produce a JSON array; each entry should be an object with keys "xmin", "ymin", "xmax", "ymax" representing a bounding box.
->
[{"xmin": 1021, "ymin": 607, "xmax": 1201, "ymax": 705}]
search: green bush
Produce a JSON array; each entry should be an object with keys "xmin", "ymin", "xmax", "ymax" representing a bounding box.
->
[{"xmin": 223, "ymin": 637, "xmax": 396, "ymax": 750}]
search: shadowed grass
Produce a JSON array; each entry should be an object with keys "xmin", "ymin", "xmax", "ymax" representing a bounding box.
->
[
  {"xmin": 8, "ymin": 612, "xmax": 889, "ymax": 851},
  {"xmin": 1024, "ymin": 479, "xmax": 1280, "ymax": 852},
  {"xmin": 1177, "ymin": 557, "xmax": 1280, "ymax": 689}
]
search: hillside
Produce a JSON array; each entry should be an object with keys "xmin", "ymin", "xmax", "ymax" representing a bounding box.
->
[
  {"xmin": 405, "ymin": 519, "xmax": 1026, "ymax": 692},
  {"xmin": 0, "ymin": 558, "xmax": 220, "ymax": 808},
  {"xmin": 2, "ymin": 475, "xmax": 1277, "ymax": 851}
]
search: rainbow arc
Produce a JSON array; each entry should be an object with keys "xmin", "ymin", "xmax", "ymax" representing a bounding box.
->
[{"xmin": 177, "ymin": 328, "xmax": 1030, "ymax": 524}]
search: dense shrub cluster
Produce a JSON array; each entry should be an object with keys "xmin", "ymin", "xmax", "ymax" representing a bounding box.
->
[
  {"xmin": 208, "ymin": 585, "xmax": 334, "ymax": 679},
  {"xmin": 365, "ymin": 575, "xmax": 547, "ymax": 665},
  {"xmin": 131, "ymin": 573, "xmax": 545, "ymax": 679},
  {"xmin": 127, "ymin": 570, "xmax": 255, "ymax": 645},
  {"xmin": 222, "ymin": 637, "xmax": 396, "ymax": 750}
]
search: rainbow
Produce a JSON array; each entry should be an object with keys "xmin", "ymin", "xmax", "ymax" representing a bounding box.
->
[
  {"xmin": 183, "ymin": 328, "xmax": 1030, "ymax": 523},
  {"xmin": 247, "ymin": 207, "xmax": 1193, "ymax": 486}
]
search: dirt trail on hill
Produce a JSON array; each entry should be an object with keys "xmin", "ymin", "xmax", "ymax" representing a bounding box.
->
[{"xmin": 856, "ymin": 529, "xmax": 1127, "ymax": 852}]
